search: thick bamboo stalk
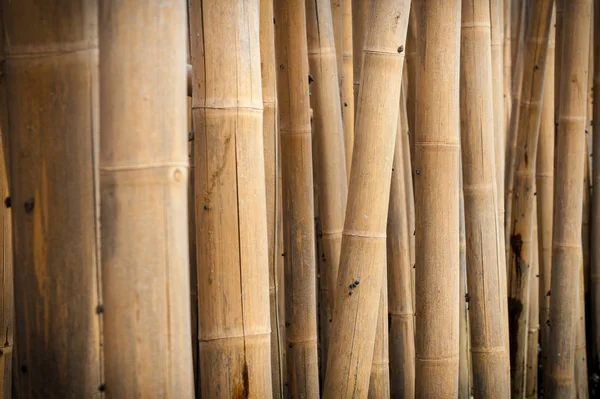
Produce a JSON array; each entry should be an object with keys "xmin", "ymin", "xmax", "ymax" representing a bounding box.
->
[
  {"xmin": 505, "ymin": 2, "xmax": 554, "ymax": 396},
  {"xmin": 351, "ymin": 0, "xmax": 370, "ymax": 116},
  {"xmin": 100, "ymin": 0, "xmax": 193, "ymax": 396},
  {"xmin": 459, "ymin": 167, "xmax": 472, "ymax": 399},
  {"xmin": 342, "ymin": 0, "xmax": 354, "ymax": 176},
  {"xmin": 260, "ymin": 0, "xmax": 285, "ymax": 395},
  {"xmin": 306, "ymin": 0, "xmax": 348, "ymax": 380},
  {"xmin": 525, "ymin": 213, "xmax": 539, "ymax": 399},
  {"xmin": 546, "ymin": 1, "xmax": 592, "ymax": 396},
  {"xmin": 331, "ymin": 0, "xmax": 343, "ymax": 97},
  {"xmin": 592, "ymin": 0, "xmax": 600, "ymax": 379},
  {"xmin": 536, "ymin": 8, "xmax": 555, "ymax": 380},
  {"xmin": 387, "ymin": 87, "xmax": 415, "ymax": 398},
  {"xmin": 0, "ymin": 124, "xmax": 11, "ymax": 399},
  {"xmin": 322, "ymin": 0, "xmax": 409, "ymax": 395},
  {"xmin": 459, "ymin": 1, "xmax": 510, "ymax": 395},
  {"xmin": 368, "ymin": 274, "xmax": 390, "ymax": 399},
  {"xmin": 0, "ymin": 2, "xmax": 102, "ymax": 396},
  {"xmin": 414, "ymin": 0, "xmax": 462, "ymax": 396},
  {"xmin": 575, "ymin": 257, "xmax": 589, "ymax": 398},
  {"xmin": 274, "ymin": 0, "xmax": 320, "ymax": 396}
]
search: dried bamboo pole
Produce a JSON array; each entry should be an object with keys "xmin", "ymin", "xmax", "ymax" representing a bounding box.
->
[
  {"xmin": 0, "ymin": 2, "xmax": 102, "ymax": 396},
  {"xmin": 342, "ymin": 0, "xmax": 354, "ymax": 175},
  {"xmin": 536, "ymin": 7, "xmax": 555, "ymax": 379},
  {"xmin": 525, "ymin": 213, "xmax": 539, "ymax": 399},
  {"xmin": 459, "ymin": 166, "xmax": 472, "ymax": 399},
  {"xmin": 331, "ymin": 0, "xmax": 343, "ymax": 97},
  {"xmin": 592, "ymin": 0, "xmax": 600, "ymax": 378},
  {"xmin": 405, "ymin": 7, "xmax": 417, "ymax": 171},
  {"xmin": 459, "ymin": 1, "xmax": 510, "ymax": 395},
  {"xmin": 351, "ymin": 0, "xmax": 370, "ymax": 116},
  {"xmin": 274, "ymin": 0, "xmax": 320, "ymax": 395},
  {"xmin": 555, "ymin": 0, "xmax": 564, "ymax": 117},
  {"xmin": 322, "ymin": 0, "xmax": 409, "ymax": 395},
  {"xmin": 100, "ymin": 0, "xmax": 193, "ymax": 396},
  {"xmin": 414, "ymin": 0, "xmax": 462, "ymax": 396},
  {"xmin": 368, "ymin": 274, "xmax": 390, "ymax": 398},
  {"xmin": 504, "ymin": 2, "xmax": 554, "ymax": 396},
  {"xmin": 387, "ymin": 87, "xmax": 415, "ymax": 398},
  {"xmin": 546, "ymin": 0, "xmax": 592, "ymax": 396},
  {"xmin": 306, "ymin": 0, "xmax": 348, "ymax": 379},
  {"xmin": 261, "ymin": 0, "xmax": 285, "ymax": 395},
  {"xmin": 575, "ymin": 257, "xmax": 589, "ymax": 398},
  {"xmin": 503, "ymin": 0, "xmax": 512, "ymax": 134},
  {"xmin": 0, "ymin": 123, "xmax": 11, "ymax": 399}
]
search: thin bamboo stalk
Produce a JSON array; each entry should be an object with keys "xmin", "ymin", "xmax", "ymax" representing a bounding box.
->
[
  {"xmin": 274, "ymin": 0, "xmax": 320, "ymax": 395},
  {"xmin": 505, "ymin": 2, "xmax": 554, "ymax": 396},
  {"xmin": 503, "ymin": 0, "xmax": 512, "ymax": 137},
  {"xmin": 368, "ymin": 273, "xmax": 390, "ymax": 399},
  {"xmin": 261, "ymin": 0, "xmax": 285, "ymax": 395},
  {"xmin": 546, "ymin": 1, "xmax": 592, "ymax": 396},
  {"xmin": 387, "ymin": 86, "xmax": 415, "ymax": 398},
  {"xmin": 575, "ymin": 256, "xmax": 589, "ymax": 398},
  {"xmin": 322, "ymin": 0, "xmax": 409, "ymax": 395},
  {"xmin": 0, "ymin": 121, "xmax": 11, "ymax": 399},
  {"xmin": 555, "ymin": 0, "xmax": 564, "ymax": 118},
  {"xmin": 525, "ymin": 211, "xmax": 539, "ymax": 398},
  {"xmin": 331, "ymin": 0, "xmax": 343, "ymax": 98},
  {"xmin": 351, "ymin": 0, "xmax": 370, "ymax": 117},
  {"xmin": 592, "ymin": 0, "xmax": 600, "ymax": 379},
  {"xmin": 0, "ymin": 2, "xmax": 102, "ymax": 396},
  {"xmin": 306, "ymin": 0, "xmax": 348, "ymax": 380},
  {"xmin": 342, "ymin": 0, "xmax": 354, "ymax": 176},
  {"xmin": 414, "ymin": 0, "xmax": 462, "ymax": 396},
  {"xmin": 405, "ymin": 6, "xmax": 417, "ymax": 173},
  {"xmin": 459, "ymin": 164, "xmax": 472, "ymax": 399},
  {"xmin": 459, "ymin": 1, "xmax": 510, "ymax": 395}
]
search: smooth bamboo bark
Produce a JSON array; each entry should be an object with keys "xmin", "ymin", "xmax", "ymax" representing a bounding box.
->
[
  {"xmin": 575, "ymin": 257, "xmax": 589, "ymax": 398},
  {"xmin": 505, "ymin": 3, "xmax": 553, "ymax": 396},
  {"xmin": 306, "ymin": 0, "xmax": 348, "ymax": 380},
  {"xmin": 459, "ymin": 1, "xmax": 510, "ymax": 395},
  {"xmin": 261, "ymin": 0, "xmax": 285, "ymax": 395},
  {"xmin": 414, "ymin": 1, "xmax": 462, "ymax": 397},
  {"xmin": 342, "ymin": 0, "xmax": 354, "ymax": 176},
  {"xmin": 592, "ymin": 0, "xmax": 600, "ymax": 378},
  {"xmin": 546, "ymin": 1, "xmax": 592, "ymax": 396},
  {"xmin": 322, "ymin": 0, "xmax": 409, "ymax": 395},
  {"xmin": 536, "ymin": 10, "xmax": 555, "ymax": 379},
  {"xmin": 274, "ymin": 0, "xmax": 320, "ymax": 396},
  {"xmin": 0, "ymin": 125, "xmax": 11, "ymax": 398},
  {"xmin": 525, "ymin": 215, "xmax": 539, "ymax": 398},
  {"xmin": 0, "ymin": 2, "xmax": 102, "ymax": 396},
  {"xmin": 368, "ymin": 274, "xmax": 390, "ymax": 399},
  {"xmin": 331, "ymin": 0, "xmax": 343, "ymax": 97},
  {"xmin": 387, "ymin": 88, "xmax": 415, "ymax": 398},
  {"xmin": 351, "ymin": 0, "xmax": 370, "ymax": 117},
  {"xmin": 459, "ymin": 169, "xmax": 472, "ymax": 399}
]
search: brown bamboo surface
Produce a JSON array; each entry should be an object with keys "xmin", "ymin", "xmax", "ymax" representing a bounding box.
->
[
  {"xmin": 503, "ymin": 0, "xmax": 512, "ymax": 137},
  {"xmin": 0, "ymin": 114, "xmax": 11, "ymax": 399},
  {"xmin": 368, "ymin": 272, "xmax": 390, "ymax": 399},
  {"xmin": 405, "ymin": 6, "xmax": 417, "ymax": 173},
  {"xmin": 351, "ymin": 0, "xmax": 370, "ymax": 118},
  {"xmin": 458, "ymin": 178, "xmax": 472, "ymax": 399},
  {"xmin": 330, "ymin": 0, "xmax": 343, "ymax": 99},
  {"xmin": 592, "ymin": 0, "xmax": 600, "ymax": 377},
  {"xmin": 342, "ymin": 0, "xmax": 354, "ymax": 177},
  {"xmin": 525, "ymin": 213, "xmax": 539, "ymax": 399},
  {"xmin": 576, "ymin": 255, "xmax": 589, "ymax": 398},
  {"xmin": 0, "ymin": 2, "xmax": 103, "ymax": 396}
]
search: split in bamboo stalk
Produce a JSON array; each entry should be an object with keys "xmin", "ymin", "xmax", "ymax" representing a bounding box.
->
[
  {"xmin": 274, "ymin": 0, "xmax": 320, "ymax": 395},
  {"xmin": 546, "ymin": 0, "xmax": 592, "ymax": 396},
  {"xmin": 368, "ymin": 272, "xmax": 390, "ymax": 399},
  {"xmin": 459, "ymin": 174, "xmax": 472, "ymax": 399},
  {"xmin": 414, "ymin": 0, "xmax": 462, "ymax": 396},
  {"xmin": 525, "ymin": 211, "xmax": 539, "ymax": 398},
  {"xmin": 322, "ymin": 0, "xmax": 409, "ymax": 395},
  {"xmin": 342, "ymin": 0, "xmax": 354, "ymax": 176},
  {"xmin": 0, "ymin": 2, "xmax": 102, "ymax": 395},
  {"xmin": 592, "ymin": 0, "xmax": 600, "ymax": 379}
]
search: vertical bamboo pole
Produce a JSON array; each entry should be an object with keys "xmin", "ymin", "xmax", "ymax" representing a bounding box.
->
[
  {"xmin": 261, "ymin": 0, "xmax": 285, "ymax": 395},
  {"xmin": 0, "ymin": 124, "xmax": 11, "ymax": 398},
  {"xmin": 274, "ymin": 0, "xmax": 320, "ymax": 396},
  {"xmin": 575, "ymin": 258, "xmax": 589, "ymax": 398},
  {"xmin": 536, "ymin": 8, "xmax": 555, "ymax": 379},
  {"xmin": 592, "ymin": 0, "xmax": 600, "ymax": 379},
  {"xmin": 459, "ymin": 165, "xmax": 472, "ymax": 399},
  {"xmin": 190, "ymin": 0, "xmax": 274, "ymax": 397},
  {"xmin": 525, "ymin": 212, "xmax": 539, "ymax": 399},
  {"xmin": 459, "ymin": 1, "xmax": 510, "ymax": 395},
  {"xmin": 306, "ymin": 0, "xmax": 348, "ymax": 379},
  {"xmin": 322, "ymin": 0, "xmax": 409, "ymax": 395},
  {"xmin": 100, "ymin": 0, "xmax": 193, "ymax": 396},
  {"xmin": 405, "ymin": 7, "xmax": 418, "ymax": 172},
  {"xmin": 342, "ymin": 0, "xmax": 354, "ymax": 176},
  {"xmin": 503, "ymin": 0, "xmax": 512, "ymax": 135},
  {"xmin": 414, "ymin": 0, "xmax": 462, "ymax": 396},
  {"xmin": 331, "ymin": 0, "xmax": 343, "ymax": 97},
  {"xmin": 555, "ymin": 0, "xmax": 564, "ymax": 118},
  {"xmin": 368, "ymin": 274, "xmax": 390, "ymax": 398},
  {"xmin": 546, "ymin": 0, "xmax": 592, "ymax": 396},
  {"xmin": 0, "ymin": 2, "xmax": 102, "ymax": 396},
  {"xmin": 351, "ymin": 0, "xmax": 370, "ymax": 117},
  {"xmin": 505, "ymin": 2, "xmax": 554, "ymax": 396},
  {"xmin": 387, "ymin": 87, "xmax": 415, "ymax": 398}
]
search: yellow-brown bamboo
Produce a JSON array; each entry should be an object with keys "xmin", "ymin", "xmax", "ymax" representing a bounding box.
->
[
  {"xmin": 322, "ymin": 0, "xmax": 409, "ymax": 395},
  {"xmin": 387, "ymin": 86, "xmax": 415, "ymax": 398},
  {"xmin": 592, "ymin": 0, "xmax": 600, "ymax": 378},
  {"xmin": 274, "ymin": 0, "xmax": 320, "ymax": 395},
  {"xmin": 0, "ymin": 122, "xmax": 11, "ymax": 399},
  {"xmin": 331, "ymin": 0, "xmax": 343, "ymax": 98},
  {"xmin": 414, "ymin": 0, "xmax": 462, "ymax": 396},
  {"xmin": 261, "ymin": 0, "xmax": 285, "ymax": 395},
  {"xmin": 405, "ymin": 6, "xmax": 417, "ymax": 171},
  {"xmin": 555, "ymin": 0, "xmax": 564, "ymax": 118},
  {"xmin": 1, "ymin": 2, "xmax": 102, "ymax": 396},
  {"xmin": 503, "ymin": 0, "xmax": 512, "ymax": 136},
  {"xmin": 459, "ymin": 1, "xmax": 510, "ymax": 394},
  {"xmin": 351, "ymin": 0, "xmax": 370, "ymax": 117},
  {"xmin": 525, "ymin": 212, "xmax": 539, "ymax": 398},
  {"xmin": 546, "ymin": 1, "xmax": 592, "ymax": 396},
  {"xmin": 575, "ymin": 255, "xmax": 589, "ymax": 398},
  {"xmin": 342, "ymin": 0, "xmax": 354, "ymax": 176},
  {"xmin": 459, "ymin": 165, "xmax": 472, "ymax": 399},
  {"xmin": 368, "ymin": 273, "xmax": 390, "ymax": 399}
]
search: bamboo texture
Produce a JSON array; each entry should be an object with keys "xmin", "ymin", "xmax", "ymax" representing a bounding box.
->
[
  {"xmin": 414, "ymin": 0, "xmax": 462, "ymax": 396},
  {"xmin": 592, "ymin": 0, "xmax": 600, "ymax": 378},
  {"xmin": 331, "ymin": 0, "xmax": 343, "ymax": 98},
  {"xmin": 575, "ymin": 256, "xmax": 589, "ymax": 398},
  {"xmin": 0, "ymin": 116, "xmax": 11, "ymax": 399},
  {"xmin": 274, "ymin": 0, "xmax": 320, "ymax": 395},
  {"xmin": 351, "ymin": 0, "xmax": 370, "ymax": 118},
  {"xmin": 1, "ymin": 2, "xmax": 103, "ymax": 396},
  {"xmin": 458, "ymin": 165, "xmax": 472, "ymax": 399},
  {"xmin": 322, "ymin": 0, "xmax": 409, "ymax": 395},
  {"xmin": 525, "ymin": 214, "xmax": 539, "ymax": 398},
  {"xmin": 503, "ymin": 0, "xmax": 512, "ymax": 134},
  {"xmin": 368, "ymin": 273, "xmax": 390, "ymax": 399},
  {"xmin": 342, "ymin": 0, "xmax": 354, "ymax": 176},
  {"xmin": 546, "ymin": 0, "xmax": 592, "ymax": 396},
  {"xmin": 405, "ymin": 6, "xmax": 417, "ymax": 172}
]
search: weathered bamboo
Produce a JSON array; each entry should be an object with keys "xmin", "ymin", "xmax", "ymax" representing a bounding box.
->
[
  {"xmin": 459, "ymin": 165, "xmax": 472, "ymax": 399},
  {"xmin": 322, "ymin": 0, "xmax": 409, "ymax": 395},
  {"xmin": 342, "ymin": 0, "xmax": 354, "ymax": 176},
  {"xmin": 261, "ymin": 0, "xmax": 285, "ymax": 395},
  {"xmin": 546, "ymin": 0, "xmax": 592, "ymax": 396},
  {"xmin": 274, "ymin": 0, "xmax": 320, "ymax": 395},
  {"xmin": 405, "ymin": 6, "xmax": 417, "ymax": 172},
  {"xmin": 387, "ymin": 87, "xmax": 415, "ymax": 398},
  {"xmin": 525, "ymin": 213, "xmax": 539, "ymax": 399},
  {"xmin": 306, "ymin": 0, "xmax": 348, "ymax": 380},
  {"xmin": 0, "ymin": 122, "xmax": 11, "ymax": 399},
  {"xmin": 331, "ymin": 0, "xmax": 343, "ymax": 98},
  {"xmin": 351, "ymin": 0, "xmax": 370, "ymax": 116},
  {"xmin": 555, "ymin": 0, "xmax": 564, "ymax": 118},
  {"xmin": 414, "ymin": 0, "xmax": 462, "ymax": 396},
  {"xmin": 505, "ymin": 2, "xmax": 554, "ymax": 396},
  {"xmin": 575, "ymin": 257, "xmax": 589, "ymax": 398},
  {"xmin": 592, "ymin": 0, "xmax": 600, "ymax": 378},
  {"xmin": 503, "ymin": 0, "xmax": 512, "ymax": 135},
  {"xmin": 368, "ymin": 274, "xmax": 390, "ymax": 399},
  {"xmin": 0, "ymin": 2, "xmax": 102, "ymax": 396},
  {"xmin": 459, "ymin": 1, "xmax": 510, "ymax": 395}
]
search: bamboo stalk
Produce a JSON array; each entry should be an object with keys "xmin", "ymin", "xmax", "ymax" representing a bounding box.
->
[
  {"xmin": 331, "ymin": 0, "xmax": 343, "ymax": 98},
  {"xmin": 274, "ymin": 0, "xmax": 320, "ymax": 395},
  {"xmin": 525, "ymin": 211, "xmax": 539, "ymax": 399},
  {"xmin": 351, "ymin": 0, "xmax": 370, "ymax": 117},
  {"xmin": 322, "ymin": 0, "xmax": 409, "ymax": 395},
  {"xmin": 0, "ymin": 120, "xmax": 11, "ymax": 399},
  {"xmin": 387, "ymin": 86, "xmax": 415, "ymax": 398},
  {"xmin": 459, "ymin": 1, "xmax": 510, "ymax": 395},
  {"xmin": 592, "ymin": 0, "xmax": 600, "ymax": 380},
  {"xmin": 0, "ymin": 2, "xmax": 103, "ymax": 396},
  {"xmin": 504, "ymin": 2, "xmax": 554, "ymax": 396},
  {"xmin": 261, "ymin": 0, "xmax": 285, "ymax": 395},
  {"xmin": 503, "ymin": 0, "xmax": 512, "ymax": 136},
  {"xmin": 575, "ymin": 255, "xmax": 589, "ymax": 398},
  {"xmin": 342, "ymin": 0, "xmax": 354, "ymax": 175},
  {"xmin": 459, "ymin": 163, "xmax": 472, "ymax": 399},
  {"xmin": 368, "ymin": 273, "xmax": 390, "ymax": 399},
  {"xmin": 414, "ymin": 0, "xmax": 462, "ymax": 396},
  {"xmin": 555, "ymin": 0, "xmax": 564, "ymax": 118},
  {"xmin": 546, "ymin": 1, "xmax": 592, "ymax": 396},
  {"xmin": 405, "ymin": 6, "xmax": 417, "ymax": 173}
]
